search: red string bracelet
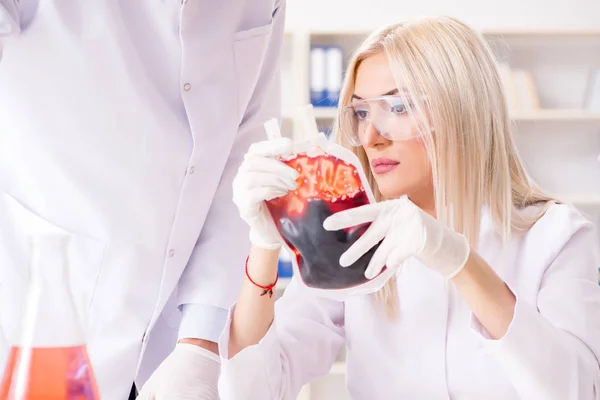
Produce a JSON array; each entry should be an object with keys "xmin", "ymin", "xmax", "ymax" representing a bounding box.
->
[{"xmin": 245, "ymin": 256, "xmax": 278, "ymax": 298}]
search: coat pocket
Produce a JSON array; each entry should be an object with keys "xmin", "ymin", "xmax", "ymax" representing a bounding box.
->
[{"xmin": 232, "ymin": 21, "xmax": 273, "ymax": 120}]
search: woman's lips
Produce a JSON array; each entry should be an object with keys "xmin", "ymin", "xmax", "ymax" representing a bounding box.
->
[{"xmin": 371, "ymin": 158, "xmax": 400, "ymax": 174}]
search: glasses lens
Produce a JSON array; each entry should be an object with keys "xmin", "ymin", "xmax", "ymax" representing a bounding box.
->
[
  {"xmin": 342, "ymin": 96, "xmax": 420, "ymax": 145},
  {"xmin": 341, "ymin": 104, "xmax": 366, "ymax": 147},
  {"xmin": 371, "ymin": 98, "xmax": 417, "ymax": 142}
]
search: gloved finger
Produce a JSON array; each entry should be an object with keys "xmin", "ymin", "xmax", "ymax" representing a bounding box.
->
[
  {"xmin": 363, "ymin": 235, "xmax": 396, "ymax": 280},
  {"xmin": 384, "ymin": 244, "xmax": 414, "ymax": 271},
  {"xmin": 339, "ymin": 216, "xmax": 389, "ymax": 267},
  {"xmin": 242, "ymin": 156, "xmax": 299, "ymax": 181},
  {"xmin": 247, "ymin": 137, "xmax": 294, "ymax": 158},
  {"xmin": 242, "ymin": 171, "xmax": 298, "ymax": 192},
  {"xmin": 323, "ymin": 202, "xmax": 384, "ymax": 231},
  {"xmin": 246, "ymin": 186, "xmax": 290, "ymax": 205}
]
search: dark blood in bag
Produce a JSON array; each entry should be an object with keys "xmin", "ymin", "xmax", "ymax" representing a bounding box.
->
[{"xmin": 266, "ymin": 153, "xmax": 382, "ymax": 289}]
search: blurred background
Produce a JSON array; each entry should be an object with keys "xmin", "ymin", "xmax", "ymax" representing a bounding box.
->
[{"xmin": 276, "ymin": 0, "xmax": 600, "ymax": 398}]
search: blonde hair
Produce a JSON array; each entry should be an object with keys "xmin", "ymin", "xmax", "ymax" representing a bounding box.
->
[{"xmin": 333, "ymin": 16, "xmax": 557, "ymax": 317}]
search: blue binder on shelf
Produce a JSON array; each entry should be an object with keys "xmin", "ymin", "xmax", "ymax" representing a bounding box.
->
[
  {"xmin": 310, "ymin": 45, "xmax": 327, "ymax": 107},
  {"xmin": 277, "ymin": 248, "xmax": 294, "ymax": 278},
  {"xmin": 325, "ymin": 46, "xmax": 343, "ymax": 108},
  {"xmin": 310, "ymin": 45, "xmax": 344, "ymax": 108}
]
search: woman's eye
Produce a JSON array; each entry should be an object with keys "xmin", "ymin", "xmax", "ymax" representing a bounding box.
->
[
  {"xmin": 354, "ymin": 110, "xmax": 369, "ymax": 120},
  {"xmin": 390, "ymin": 103, "xmax": 409, "ymax": 114}
]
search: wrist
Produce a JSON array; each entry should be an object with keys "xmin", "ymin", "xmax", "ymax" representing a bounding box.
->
[
  {"xmin": 178, "ymin": 337, "xmax": 219, "ymax": 355},
  {"xmin": 431, "ymin": 229, "xmax": 470, "ymax": 279},
  {"xmin": 175, "ymin": 341, "xmax": 221, "ymax": 364},
  {"xmin": 451, "ymin": 251, "xmax": 513, "ymax": 302},
  {"xmin": 450, "ymin": 251, "xmax": 516, "ymax": 339},
  {"xmin": 247, "ymin": 245, "xmax": 280, "ymax": 285},
  {"xmin": 249, "ymin": 227, "xmax": 281, "ymax": 250}
]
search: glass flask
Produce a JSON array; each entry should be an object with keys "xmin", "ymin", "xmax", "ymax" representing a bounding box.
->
[{"xmin": 0, "ymin": 234, "xmax": 100, "ymax": 399}]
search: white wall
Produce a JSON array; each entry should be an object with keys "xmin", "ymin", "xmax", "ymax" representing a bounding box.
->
[{"xmin": 285, "ymin": 0, "xmax": 600, "ymax": 31}]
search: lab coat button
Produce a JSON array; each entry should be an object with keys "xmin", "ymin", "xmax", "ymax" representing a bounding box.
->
[
  {"xmin": 183, "ymin": 83, "xmax": 192, "ymax": 91},
  {"xmin": 188, "ymin": 166, "xmax": 195, "ymax": 174},
  {"xmin": 168, "ymin": 249, "xmax": 175, "ymax": 257}
]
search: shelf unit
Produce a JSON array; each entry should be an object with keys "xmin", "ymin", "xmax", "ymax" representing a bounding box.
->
[
  {"xmin": 279, "ymin": 26, "xmax": 600, "ymax": 400},
  {"xmin": 281, "ymin": 26, "xmax": 600, "ymax": 125}
]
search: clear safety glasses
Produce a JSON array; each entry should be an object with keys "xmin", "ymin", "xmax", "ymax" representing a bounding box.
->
[{"xmin": 341, "ymin": 95, "xmax": 424, "ymax": 147}]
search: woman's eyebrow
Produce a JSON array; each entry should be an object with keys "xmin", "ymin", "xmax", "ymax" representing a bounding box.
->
[{"xmin": 351, "ymin": 88, "xmax": 401, "ymax": 100}]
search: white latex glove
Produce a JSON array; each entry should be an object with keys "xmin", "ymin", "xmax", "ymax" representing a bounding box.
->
[
  {"xmin": 137, "ymin": 343, "xmax": 221, "ymax": 400},
  {"xmin": 323, "ymin": 195, "xmax": 470, "ymax": 279},
  {"xmin": 232, "ymin": 138, "xmax": 299, "ymax": 250}
]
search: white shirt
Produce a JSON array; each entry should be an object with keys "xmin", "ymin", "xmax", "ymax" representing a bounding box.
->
[
  {"xmin": 217, "ymin": 204, "xmax": 600, "ymax": 399},
  {"xmin": 0, "ymin": 1, "xmax": 285, "ymax": 398}
]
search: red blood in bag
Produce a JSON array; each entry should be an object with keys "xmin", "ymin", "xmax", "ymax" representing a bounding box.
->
[{"xmin": 266, "ymin": 153, "xmax": 383, "ymax": 289}]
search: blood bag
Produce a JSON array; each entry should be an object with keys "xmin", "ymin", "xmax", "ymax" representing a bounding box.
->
[
  {"xmin": 0, "ymin": 234, "xmax": 101, "ymax": 399},
  {"xmin": 264, "ymin": 107, "xmax": 398, "ymax": 299}
]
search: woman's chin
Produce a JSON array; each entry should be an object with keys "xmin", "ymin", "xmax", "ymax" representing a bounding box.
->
[{"xmin": 376, "ymin": 184, "xmax": 407, "ymax": 200}]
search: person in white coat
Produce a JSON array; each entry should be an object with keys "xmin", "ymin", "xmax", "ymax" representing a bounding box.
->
[
  {"xmin": 0, "ymin": 0, "xmax": 286, "ymax": 399},
  {"xmin": 218, "ymin": 16, "xmax": 600, "ymax": 399}
]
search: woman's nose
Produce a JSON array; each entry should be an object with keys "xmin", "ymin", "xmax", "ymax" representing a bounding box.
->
[{"xmin": 362, "ymin": 121, "xmax": 388, "ymax": 147}]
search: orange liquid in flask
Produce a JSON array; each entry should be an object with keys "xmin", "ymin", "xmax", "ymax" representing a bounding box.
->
[
  {"xmin": 0, "ymin": 235, "xmax": 101, "ymax": 400},
  {"xmin": 0, "ymin": 345, "xmax": 100, "ymax": 399}
]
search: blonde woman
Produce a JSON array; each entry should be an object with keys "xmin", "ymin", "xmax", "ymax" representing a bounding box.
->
[{"xmin": 218, "ymin": 16, "xmax": 600, "ymax": 399}]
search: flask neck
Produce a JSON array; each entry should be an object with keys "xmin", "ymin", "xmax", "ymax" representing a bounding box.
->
[{"xmin": 19, "ymin": 234, "xmax": 85, "ymax": 348}]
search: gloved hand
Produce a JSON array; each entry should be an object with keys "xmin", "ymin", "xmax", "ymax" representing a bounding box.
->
[
  {"xmin": 323, "ymin": 195, "xmax": 470, "ymax": 279},
  {"xmin": 232, "ymin": 138, "xmax": 299, "ymax": 250},
  {"xmin": 137, "ymin": 343, "xmax": 220, "ymax": 400}
]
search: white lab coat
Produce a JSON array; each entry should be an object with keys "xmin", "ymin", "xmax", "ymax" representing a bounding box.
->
[
  {"xmin": 0, "ymin": 1, "xmax": 285, "ymax": 398},
  {"xmin": 218, "ymin": 204, "xmax": 600, "ymax": 399}
]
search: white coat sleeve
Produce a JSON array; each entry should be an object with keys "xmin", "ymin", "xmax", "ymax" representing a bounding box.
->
[
  {"xmin": 1, "ymin": 0, "xmax": 38, "ymax": 60},
  {"xmin": 0, "ymin": 1, "xmax": 19, "ymax": 38},
  {"xmin": 217, "ymin": 278, "xmax": 346, "ymax": 400},
  {"xmin": 175, "ymin": 0, "xmax": 287, "ymax": 343},
  {"xmin": 476, "ymin": 215, "xmax": 600, "ymax": 400}
]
